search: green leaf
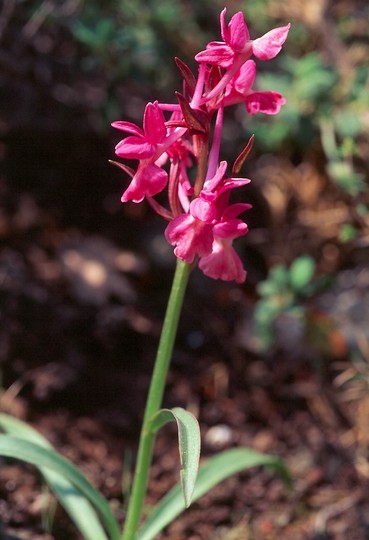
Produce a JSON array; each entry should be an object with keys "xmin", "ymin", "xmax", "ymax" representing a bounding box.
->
[
  {"xmin": 0, "ymin": 414, "xmax": 110, "ymax": 540},
  {"xmin": 148, "ymin": 407, "xmax": 200, "ymax": 508},
  {"xmin": 0, "ymin": 433, "xmax": 120, "ymax": 540},
  {"xmin": 289, "ymin": 256, "xmax": 315, "ymax": 291},
  {"xmin": 138, "ymin": 447, "xmax": 290, "ymax": 540}
]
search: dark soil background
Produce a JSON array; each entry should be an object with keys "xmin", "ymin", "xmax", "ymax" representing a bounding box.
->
[{"xmin": 1, "ymin": 1, "xmax": 369, "ymax": 539}]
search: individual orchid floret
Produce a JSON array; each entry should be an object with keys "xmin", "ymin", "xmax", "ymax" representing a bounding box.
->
[
  {"xmin": 196, "ymin": 8, "xmax": 290, "ymax": 67},
  {"xmin": 223, "ymin": 60, "xmax": 286, "ymax": 115},
  {"xmin": 199, "ymin": 203, "xmax": 250, "ymax": 283},
  {"xmin": 113, "ymin": 101, "xmax": 167, "ymax": 159},
  {"xmin": 112, "ymin": 101, "xmax": 171, "ymax": 203},
  {"xmin": 196, "ymin": 8, "xmax": 290, "ymax": 103},
  {"xmin": 165, "ymin": 162, "xmax": 251, "ymax": 280},
  {"xmin": 195, "ymin": 10, "xmax": 251, "ymax": 69}
]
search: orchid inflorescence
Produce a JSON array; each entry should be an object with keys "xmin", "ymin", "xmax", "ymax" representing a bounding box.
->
[{"xmin": 112, "ymin": 8, "xmax": 290, "ymax": 283}]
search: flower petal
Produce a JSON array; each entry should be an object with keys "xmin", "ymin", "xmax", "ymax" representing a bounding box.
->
[
  {"xmin": 199, "ymin": 238, "xmax": 246, "ymax": 283},
  {"xmin": 252, "ymin": 23, "xmax": 291, "ymax": 60},
  {"xmin": 190, "ymin": 197, "xmax": 216, "ymax": 223},
  {"xmin": 121, "ymin": 163, "xmax": 168, "ymax": 203},
  {"xmin": 222, "ymin": 202, "xmax": 252, "ymax": 220},
  {"xmin": 220, "ymin": 8, "xmax": 229, "ymax": 43},
  {"xmin": 195, "ymin": 44, "xmax": 235, "ymax": 68},
  {"xmin": 165, "ymin": 214, "xmax": 213, "ymax": 262},
  {"xmin": 213, "ymin": 219, "xmax": 248, "ymax": 239},
  {"xmin": 233, "ymin": 60, "xmax": 256, "ymax": 95},
  {"xmin": 227, "ymin": 11, "xmax": 250, "ymax": 51},
  {"xmin": 203, "ymin": 160, "xmax": 228, "ymax": 192},
  {"xmin": 143, "ymin": 101, "xmax": 167, "ymax": 144},
  {"xmin": 115, "ymin": 136, "xmax": 155, "ymax": 159},
  {"xmin": 245, "ymin": 91, "xmax": 286, "ymax": 115},
  {"xmin": 111, "ymin": 121, "xmax": 143, "ymax": 137}
]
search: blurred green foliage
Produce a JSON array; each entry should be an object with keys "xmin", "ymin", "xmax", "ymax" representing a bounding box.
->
[
  {"xmin": 252, "ymin": 255, "xmax": 341, "ymax": 355},
  {"xmin": 254, "ymin": 256, "xmax": 318, "ymax": 350}
]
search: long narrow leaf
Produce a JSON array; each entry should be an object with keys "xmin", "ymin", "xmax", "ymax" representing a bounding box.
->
[
  {"xmin": 0, "ymin": 414, "xmax": 110, "ymax": 540},
  {"xmin": 0, "ymin": 434, "xmax": 120, "ymax": 540},
  {"xmin": 148, "ymin": 407, "xmax": 200, "ymax": 508},
  {"xmin": 138, "ymin": 447, "xmax": 290, "ymax": 540}
]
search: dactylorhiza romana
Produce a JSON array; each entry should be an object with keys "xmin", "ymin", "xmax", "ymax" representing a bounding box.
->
[{"xmin": 112, "ymin": 8, "xmax": 290, "ymax": 283}]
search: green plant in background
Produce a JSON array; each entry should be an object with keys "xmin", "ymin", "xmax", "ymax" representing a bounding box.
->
[
  {"xmin": 0, "ymin": 7, "xmax": 291, "ymax": 540},
  {"xmin": 254, "ymin": 256, "xmax": 317, "ymax": 351}
]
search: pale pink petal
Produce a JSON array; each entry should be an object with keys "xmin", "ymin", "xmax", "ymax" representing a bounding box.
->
[
  {"xmin": 245, "ymin": 91, "xmax": 286, "ymax": 115},
  {"xmin": 252, "ymin": 23, "xmax": 290, "ymax": 60}
]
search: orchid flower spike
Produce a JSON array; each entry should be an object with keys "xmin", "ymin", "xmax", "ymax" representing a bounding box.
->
[{"xmin": 112, "ymin": 8, "xmax": 290, "ymax": 283}]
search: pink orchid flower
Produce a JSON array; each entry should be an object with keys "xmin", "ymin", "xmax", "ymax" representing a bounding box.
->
[
  {"xmin": 165, "ymin": 162, "xmax": 251, "ymax": 281},
  {"xmin": 112, "ymin": 8, "xmax": 289, "ymax": 283},
  {"xmin": 113, "ymin": 101, "xmax": 167, "ymax": 159},
  {"xmin": 195, "ymin": 8, "xmax": 290, "ymax": 68},
  {"xmin": 196, "ymin": 9, "xmax": 290, "ymax": 104},
  {"xmin": 199, "ymin": 204, "xmax": 250, "ymax": 283},
  {"xmin": 223, "ymin": 60, "xmax": 286, "ymax": 115},
  {"xmin": 112, "ymin": 101, "xmax": 169, "ymax": 203}
]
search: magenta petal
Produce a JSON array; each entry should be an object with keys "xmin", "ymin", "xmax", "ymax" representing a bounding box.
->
[
  {"xmin": 190, "ymin": 197, "xmax": 216, "ymax": 223},
  {"xmin": 213, "ymin": 219, "xmax": 248, "ymax": 239},
  {"xmin": 220, "ymin": 8, "xmax": 229, "ymax": 43},
  {"xmin": 195, "ymin": 44, "xmax": 235, "ymax": 67},
  {"xmin": 111, "ymin": 121, "xmax": 143, "ymax": 136},
  {"xmin": 115, "ymin": 136, "xmax": 155, "ymax": 159},
  {"xmin": 199, "ymin": 239, "xmax": 246, "ymax": 283},
  {"xmin": 252, "ymin": 23, "xmax": 290, "ymax": 60},
  {"xmin": 216, "ymin": 177, "xmax": 251, "ymax": 198},
  {"xmin": 203, "ymin": 160, "xmax": 228, "ymax": 192},
  {"xmin": 144, "ymin": 102, "xmax": 167, "ymax": 144},
  {"xmin": 165, "ymin": 214, "xmax": 213, "ymax": 262},
  {"xmin": 222, "ymin": 202, "xmax": 252, "ymax": 220},
  {"xmin": 139, "ymin": 163, "xmax": 168, "ymax": 197},
  {"xmin": 245, "ymin": 91, "xmax": 286, "ymax": 115},
  {"xmin": 228, "ymin": 11, "xmax": 249, "ymax": 50},
  {"xmin": 233, "ymin": 60, "xmax": 256, "ymax": 95},
  {"xmin": 121, "ymin": 163, "xmax": 168, "ymax": 203}
]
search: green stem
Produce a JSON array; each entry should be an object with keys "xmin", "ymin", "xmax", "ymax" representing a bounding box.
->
[{"xmin": 122, "ymin": 259, "xmax": 191, "ymax": 540}]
